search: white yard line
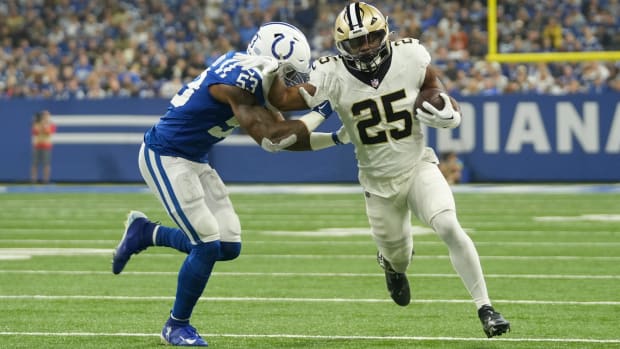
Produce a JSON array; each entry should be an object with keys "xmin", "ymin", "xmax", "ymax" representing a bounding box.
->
[
  {"xmin": 1, "ymin": 269, "xmax": 619, "ymax": 279},
  {"xmin": 0, "ymin": 331, "xmax": 618, "ymax": 344},
  {"xmin": 1, "ymin": 247, "xmax": 619, "ymax": 261},
  {"xmin": 2, "ymin": 239, "xmax": 620, "ymax": 246},
  {"xmin": 3, "ymin": 183, "xmax": 620, "ymax": 194},
  {"xmin": 0, "ymin": 295, "xmax": 618, "ymax": 306}
]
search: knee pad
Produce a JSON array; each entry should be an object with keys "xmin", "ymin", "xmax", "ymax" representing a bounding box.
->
[
  {"xmin": 183, "ymin": 207, "xmax": 220, "ymax": 243},
  {"xmin": 216, "ymin": 210, "xmax": 241, "ymax": 243},
  {"xmin": 188, "ymin": 240, "xmax": 221, "ymax": 275},
  {"xmin": 218, "ymin": 242, "xmax": 241, "ymax": 261}
]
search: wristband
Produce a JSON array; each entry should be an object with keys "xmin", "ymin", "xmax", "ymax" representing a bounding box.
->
[
  {"xmin": 311, "ymin": 100, "xmax": 333, "ymax": 118},
  {"xmin": 309, "ymin": 132, "xmax": 339, "ymax": 150},
  {"xmin": 298, "ymin": 111, "xmax": 326, "ymax": 132},
  {"xmin": 331, "ymin": 131, "xmax": 343, "ymax": 145}
]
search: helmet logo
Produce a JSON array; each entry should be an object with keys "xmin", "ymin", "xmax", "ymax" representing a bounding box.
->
[
  {"xmin": 271, "ymin": 33, "xmax": 296, "ymax": 60},
  {"xmin": 345, "ymin": 2, "xmax": 364, "ymax": 30}
]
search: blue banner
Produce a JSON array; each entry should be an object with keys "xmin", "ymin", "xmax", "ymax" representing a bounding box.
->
[
  {"xmin": 424, "ymin": 93, "xmax": 620, "ymax": 181},
  {"xmin": 1, "ymin": 94, "xmax": 618, "ymax": 183}
]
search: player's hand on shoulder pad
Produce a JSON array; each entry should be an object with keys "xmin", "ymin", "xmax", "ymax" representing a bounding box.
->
[
  {"xmin": 234, "ymin": 53, "xmax": 279, "ymax": 76},
  {"xmin": 299, "ymin": 74, "xmax": 342, "ymax": 109},
  {"xmin": 260, "ymin": 134, "xmax": 297, "ymax": 153},
  {"xmin": 415, "ymin": 93, "xmax": 461, "ymax": 129}
]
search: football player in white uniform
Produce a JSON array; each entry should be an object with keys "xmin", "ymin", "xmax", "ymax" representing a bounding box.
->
[{"xmin": 257, "ymin": 1, "xmax": 511, "ymax": 338}]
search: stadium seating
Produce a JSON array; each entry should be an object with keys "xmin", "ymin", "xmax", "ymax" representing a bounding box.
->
[{"xmin": 0, "ymin": 0, "xmax": 618, "ymax": 99}]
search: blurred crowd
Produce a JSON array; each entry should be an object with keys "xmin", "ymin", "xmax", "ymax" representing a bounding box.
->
[{"xmin": 1, "ymin": 0, "xmax": 619, "ymax": 100}]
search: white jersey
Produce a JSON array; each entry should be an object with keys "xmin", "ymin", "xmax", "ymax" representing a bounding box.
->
[{"xmin": 310, "ymin": 38, "xmax": 437, "ymax": 197}]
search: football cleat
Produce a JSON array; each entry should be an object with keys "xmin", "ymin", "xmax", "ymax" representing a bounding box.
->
[
  {"xmin": 112, "ymin": 210, "xmax": 150, "ymax": 275},
  {"xmin": 478, "ymin": 304, "xmax": 511, "ymax": 338},
  {"xmin": 377, "ymin": 252, "xmax": 410, "ymax": 306},
  {"xmin": 161, "ymin": 318, "xmax": 208, "ymax": 347}
]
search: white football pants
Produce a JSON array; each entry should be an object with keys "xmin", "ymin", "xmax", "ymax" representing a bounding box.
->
[
  {"xmin": 364, "ymin": 159, "xmax": 490, "ymax": 308},
  {"xmin": 138, "ymin": 143, "xmax": 241, "ymax": 245}
]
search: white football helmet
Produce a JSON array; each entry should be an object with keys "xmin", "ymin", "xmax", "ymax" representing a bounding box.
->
[
  {"xmin": 334, "ymin": 2, "xmax": 391, "ymax": 72},
  {"xmin": 247, "ymin": 22, "xmax": 312, "ymax": 86}
]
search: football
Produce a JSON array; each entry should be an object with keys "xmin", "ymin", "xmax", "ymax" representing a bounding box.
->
[{"xmin": 414, "ymin": 88, "xmax": 458, "ymax": 113}]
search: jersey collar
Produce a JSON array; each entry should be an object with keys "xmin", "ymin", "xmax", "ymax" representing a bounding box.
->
[{"xmin": 343, "ymin": 52, "xmax": 392, "ymax": 89}]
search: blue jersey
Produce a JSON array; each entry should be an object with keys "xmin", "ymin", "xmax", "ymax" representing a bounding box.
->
[{"xmin": 144, "ymin": 51, "xmax": 267, "ymax": 163}]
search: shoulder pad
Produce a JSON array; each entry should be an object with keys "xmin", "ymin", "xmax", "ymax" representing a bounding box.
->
[{"xmin": 393, "ymin": 38, "xmax": 430, "ymax": 66}]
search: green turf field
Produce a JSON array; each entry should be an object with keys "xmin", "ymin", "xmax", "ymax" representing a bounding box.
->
[{"xmin": 1, "ymin": 186, "xmax": 619, "ymax": 348}]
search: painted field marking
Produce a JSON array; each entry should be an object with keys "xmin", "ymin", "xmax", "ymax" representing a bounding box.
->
[
  {"xmin": 1, "ymin": 269, "xmax": 619, "ymax": 280},
  {"xmin": 1, "ymin": 295, "xmax": 619, "ymax": 306},
  {"xmin": 0, "ymin": 331, "xmax": 618, "ymax": 344}
]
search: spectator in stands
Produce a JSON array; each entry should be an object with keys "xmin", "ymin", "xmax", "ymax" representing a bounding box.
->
[
  {"xmin": 1, "ymin": 0, "xmax": 619, "ymax": 99},
  {"xmin": 556, "ymin": 64, "xmax": 579, "ymax": 89},
  {"xmin": 580, "ymin": 26, "xmax": 603, "ymax": 51},
  {"xmin": 561, "ymin": 31, "xmax": 583, "ymax": 52},
  {"xmin": 30, "ymin": 110, "xmax": 56, "ymax": 184},
  {"xmin": 543, "ymin": 17, "xmax": 563, "ymax": 49},
  {"xmin": 528, "ymin": 62, "xmax": 561, "ymax": 94},
  {"xmin": 65, "ymin": 78, "xmax": 86, "ymax": 99},
  {"xmin": 564, "ymin": 77, "xmax": 588, "ymax": 94},
  {"xmin": 512, "ymin": 64, "xmax": 535, "ymax": 93}
]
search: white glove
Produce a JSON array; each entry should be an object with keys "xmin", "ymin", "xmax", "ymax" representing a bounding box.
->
[
  {"xmin": 233, "ymin": 53, "xmax": 279, "ymax": 77},
  {"xmin": 299, "ymin": 74, "xmax": 342, "ymax": 109},
  {"xmin": 415, "ymin": 93, "xmax": 461, "ymax": 129},
  {"xmin": 260, "ymin": 134, "xmax": 297, "ymax": 153}
]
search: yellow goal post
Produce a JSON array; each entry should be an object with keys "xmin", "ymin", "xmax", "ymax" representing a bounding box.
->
[{"xmin": 486, "ymin": 0, "xmax": 620, "ymax": 63}]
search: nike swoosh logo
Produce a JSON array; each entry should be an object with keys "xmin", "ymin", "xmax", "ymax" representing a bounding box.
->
[{"xmin": 180, "ymin": 337, "xmax": 197, "ymax": 345}]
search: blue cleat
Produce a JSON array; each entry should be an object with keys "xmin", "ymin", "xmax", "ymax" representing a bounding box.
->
[
  {"xmin": 161, "ymin": 318, "xmax": 208, "ymax": 347},
  {"xmin": 112, "ymin": 210, "xmax": 150, "ymax": 274}
]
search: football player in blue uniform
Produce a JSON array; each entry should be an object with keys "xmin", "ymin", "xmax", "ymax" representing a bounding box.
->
[{"xmin": 111, "ymin": 22, "xmax": 347, "ymax": 347}]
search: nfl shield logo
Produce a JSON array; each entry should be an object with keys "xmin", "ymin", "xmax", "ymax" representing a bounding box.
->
[{"xmin": 371, "ymin": 78, "xmax": 379, "ymax": 88}]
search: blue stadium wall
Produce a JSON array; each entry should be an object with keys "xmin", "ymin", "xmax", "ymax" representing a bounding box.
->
[{"xmin": 1, "ymin": 94, "xmax": 619, "ymax": 183}]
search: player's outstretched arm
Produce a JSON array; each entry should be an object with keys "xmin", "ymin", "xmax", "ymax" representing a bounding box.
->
[
  {"xmin": 210, "ymin": 83, "xmax": 312, "ymax": 150},
  {"xmin": 268, "ymin": 72, "xmax": 341, "ymax": 113},
  {"xmin": 268, "ymin": 77, "xmax": 312, "ymax": 111}
]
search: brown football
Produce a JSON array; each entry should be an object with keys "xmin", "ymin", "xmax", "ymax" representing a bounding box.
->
[{"xmin": 414, "ymin": 88, "xmax": 458, "ymax": 113}]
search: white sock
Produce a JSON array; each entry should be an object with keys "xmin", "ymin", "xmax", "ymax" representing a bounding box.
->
[{"xmin": 432, "ymin": 210, "xmax": 491, "ymax": 309}]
